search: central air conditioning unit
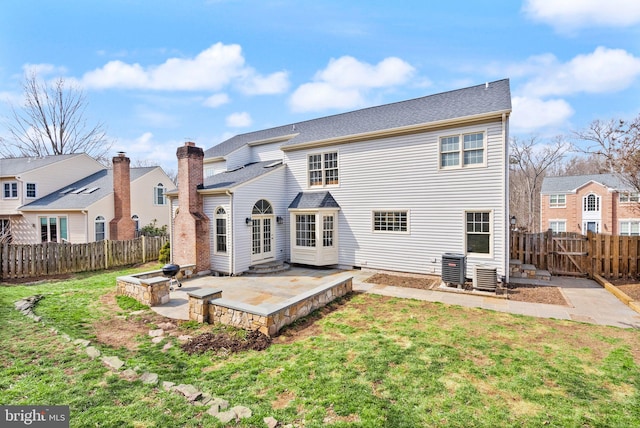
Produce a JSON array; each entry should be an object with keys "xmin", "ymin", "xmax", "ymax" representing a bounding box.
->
[
  {"xmin": 442, "ymin": 253, "xmax": 466, "ymax": 286},
  {"xmin": 473, "ymin": 265, "xmax": 498, "ymax": 291}
]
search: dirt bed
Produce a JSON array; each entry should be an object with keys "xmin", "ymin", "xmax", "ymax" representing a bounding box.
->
[
  {"xmin": 181, "ymin": 330, "xmax": 272, "ymax": 355},
  {"xmin": 366, "ymin": 272, "xmax": 569, "ymax": 306}
]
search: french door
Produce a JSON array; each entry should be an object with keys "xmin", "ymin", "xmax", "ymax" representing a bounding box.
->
[{"xmin": 251, "ymin": 216, "xmax": 274, "ymax": 263}]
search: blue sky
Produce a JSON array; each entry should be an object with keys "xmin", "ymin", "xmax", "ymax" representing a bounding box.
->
[{"xmin": 1, "ymin": 0, "xmax": 640, "ymax": 172}]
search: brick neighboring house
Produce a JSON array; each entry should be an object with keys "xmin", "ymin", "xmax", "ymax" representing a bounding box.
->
[{"xmin": 540, "ymin": 174, "xmax": 640, "ymax": 235}]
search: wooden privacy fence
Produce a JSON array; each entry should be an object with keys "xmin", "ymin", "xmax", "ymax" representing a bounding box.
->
[
  {"xmin": 0, "ymin": 236, "xmax": 167, "ymax": 281},
  {"xmin": 511, "ymin": 230, "xmax": 640, "ymax": 280}
]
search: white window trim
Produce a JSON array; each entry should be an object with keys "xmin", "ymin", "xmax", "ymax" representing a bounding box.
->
[
  {"xmin": 620, "ymin": 192, "xmax": 640, "ymax": 203},
  {"xmin": 464, "ymin": 210, "xmax": 493, "ymax": 257},
  {"xmin": 438, "ymin": 129, "xmax": 487, "ymax": 170},
  {"xmin": 371, "ymin": 209, "xmax": 410, "ymax": 234},
  {"xmin": 3, "ymin": 181, "xmax": 18, "ymax": 199},
  {"xmin": 294, "ymin": 212, "xmax": 317, "ymax": 248},
  {"xmin": 549, "ymin": 219, "xmax": 567, "ymax": 233},
  {"xmin": 307, "ymin": 150, "xmax": 340, "ymax": 189},
  {"xmin": 214, "ymin": 206, "xmax": 228, "ymax": 254},
  {"xmin": 154, "ymin": 183, "xmax": 167, "ymax": 206},
  {"xmin": 549, "ymin": 194, "xmax": 566, "ymax": 208},
  {"xmin": 582, "ymin": 193, "xmax": 600, "ymax": 213},
  {"xmin": 95, "ymin": 215, "xmax": 106, "ymax": 241},
  {"xmin": 619, "ymin": 219, "xmax": 640, "ymax": 236},
  {"xmin": 25, "ymin": 182, "xmax": 37, "ymax": 199},
  {"xmin": 38, "ymin": 215, "xmax": 68, "ymax": 243},
  {"xmin": 582, "ymin": 220, "xmax": 600, "ymax": 234}
]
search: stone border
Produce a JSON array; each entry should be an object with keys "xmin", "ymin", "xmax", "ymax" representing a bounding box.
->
[
  {"xmin": 593, "ymin": 274, "xmax": 640, "ymax": 313},
  {"xmin": 187, "ymin": 277, "xmax": 353, "ymax": 336}
]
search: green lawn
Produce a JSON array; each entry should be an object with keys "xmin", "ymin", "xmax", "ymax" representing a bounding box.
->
[{"xmin": 1, "ymin": 266, "xmax": 640, "ymax": 427}]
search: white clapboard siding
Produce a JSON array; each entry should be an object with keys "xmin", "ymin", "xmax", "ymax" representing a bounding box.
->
[
  {"xmin": 251, "ymin": 141, "xmax": 285, "ymax": 163},
  {"xmin": 203, "ymin": 194, "xmax": 232, "ymax": 274},
  {"xmin": 225, "ymin": 145, "xmax": 252, "ymax": 171},
  {"xmin": 284, "ymin": 120, "xmax": 507, "ymax": 276}
]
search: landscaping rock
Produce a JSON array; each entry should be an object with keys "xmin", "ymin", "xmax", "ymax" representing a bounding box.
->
[
  {"xmin": 157, "ymin": 322, "xmax": 176, "ymax": 330},
  {"xmin": 214, "ymin": 410, "xmax": 236, "ymax": 424},
  {"xmin": 264, "ymin": 416, "xmax": 279, "ymax": 428},
  {"xmin": 61, "ymin": 334, "xmax": 71, "ymax": 342},
  {"xmin": 174, "ymin": 384, "xmax": 200, "ymax": 399},
  {"xmin": 148, "ymin": 329, "xmax": 164, "ymax": 337},
  {"xmin": 177, "ymin": 335, "xmax": 192, "ymax": 342},
  {"xmin": 162, "ymin": 381, "xmax": 175, "ymax": 391},
  {"xmin": 198, "ymin": 392, "xmax": 212, "ymax": 406},
  {"xmin": 73, "ymin": 339, "xmax": 91, "ymax": 347},
  {"xmin": 130, "ymin": 310, "xmax": 147, "ymax": 316},
  {"xmin": 140, "ymin": 372, "xmax": 158, "ymax": 385},
  {"xmin": 102, "ymin": 356, "xmax": 125, "ymax": 370},
  {"xmin": 121, "ymin": 369, "xmax": 138, "ymax": 380},
  {"xmin": 151, "ymin": 336, "xmax": 164, "ymax": 344},
  {"xmin": 161, "ymin": 343, "xmax": 172, "ymax": 352},
  {"xmin": 86, "ymin": 346, "xmax": 101, "ymax": 359},
  {"xmin": 232, "ymin": 406, "xmax": 252, "ymax": 419},
  {"xmin": 209, "ymin": 397, "xmax": 229, "ymax": 411}
]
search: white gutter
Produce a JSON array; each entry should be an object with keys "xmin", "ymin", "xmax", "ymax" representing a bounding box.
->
[{"xmin": 502, "ymin": 112, "xmax": 510, "ymax": 283}]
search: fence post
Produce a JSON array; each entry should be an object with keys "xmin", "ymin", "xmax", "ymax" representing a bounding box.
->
[
  {"xmin": 104, "ymin": 239, "xmax": 109, "ymax": 269},
  {"xmin": 142, "ymin": 235, "xmax": 147, "ymax": 264}
]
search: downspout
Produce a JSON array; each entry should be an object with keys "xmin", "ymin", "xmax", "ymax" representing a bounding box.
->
[
  {"xmin": 502, "ymin": 112, "xmax": 510, "ymax": 283},
  {"xmin": 82, "ymin": 210, "xmax": 88, "ymax": 243},
  {"xmin": 226, "ymin": 190, "xmax": 234, "ymax": 275}
]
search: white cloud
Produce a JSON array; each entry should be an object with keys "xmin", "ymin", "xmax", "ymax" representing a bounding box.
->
[
  {"xmin": 80, "ymin": 42, "xmax": 289, "ymax": 95},
  {"xmin": 510, "ymin": 96, "xmax": 574, "ymax": 133},
  {"xmin": 289, "ymin": 56, "xmax": 415, "ymax": 113},
  {"xmin": 521, "ymin": 47, "xmax": 640, "ymax": 97},
  {"xmin": 523, "ymin": 0, "xmax": 640, "ymax": 30},
  {"xmin": 111, "ymin": 132, "xmax": 178, "ymax": 170},
  {"xmin": 237, "ymin": 70, "xmax": 289, "ymax": 95},
  {"xmin": 22, "ymin": 63, "xmax": 67, "ymax": 77},
  {"xmin": 203, "ymin": 93, "xmax": 230, "ymax": 108},
  {"xmin": 226, "ymin": 112, "xmax": 252, "ymax": 127}
]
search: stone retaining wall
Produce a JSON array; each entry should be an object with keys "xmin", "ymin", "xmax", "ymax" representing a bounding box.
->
[
  {"xmin": 116, "ymin": 264, "xmax": 195, "ymax": 306},
  {"xmin": 198, "ymin": 277, "xmax": 352, "ymax": 336}
]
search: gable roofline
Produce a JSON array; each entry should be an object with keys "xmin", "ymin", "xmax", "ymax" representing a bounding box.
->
[
  {"xmin": 204, "ymin": 79, "xmax": 511, "ymax": 159},
  {"xmin": 541, "ymin": 173, "xmax": 629, "ymax": 194},
  {"xmin": 198, "ymin": 162, "xmax": 286, "ymax": 195},
  {"xmin": 0, "ymin": 153, "xmax": 99, "ymax": 178},
  {"xmin": 281, "ymin": 109, "xmax": 510, "ymax": 152}
]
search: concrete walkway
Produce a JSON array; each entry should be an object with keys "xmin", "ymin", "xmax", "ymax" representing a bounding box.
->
[
  {"xmin": 351, "ymin": 270, "xmax": 640, "ymax": 329},
  {"xmin": 152, "ymin": 268, "xmax": 640, "ymax": 329}
]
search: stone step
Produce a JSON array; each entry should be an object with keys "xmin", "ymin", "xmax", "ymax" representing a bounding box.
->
[{"xmin": 247, "ymin": 261, "xmax": 290, "ymax": 275}]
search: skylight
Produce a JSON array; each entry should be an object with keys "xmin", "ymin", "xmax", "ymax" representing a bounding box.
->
[
  {"xmin": 84, "ymin": 187, "xmax": 99, "ymax": 194},
  {"xmin": 71, "ymin": 187, "xmax": 87, "ymax": 194},
  {"xmin": 60, "ymin": 187, "xmax": 75, "ymax": 194}
]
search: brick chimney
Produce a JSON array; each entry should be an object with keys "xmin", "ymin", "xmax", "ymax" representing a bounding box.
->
[
  {"xmin": 173, "ymin": 142, "xmax": 210, "ymax": 272},
  {"xmin": 109, "ymin": 152, "xmax": 136, "ymax": 240}
]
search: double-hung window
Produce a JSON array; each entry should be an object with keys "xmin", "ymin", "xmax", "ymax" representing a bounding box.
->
[
  {"xmin": 466, "ymin": 211, "xmax": 491, "ymax": 254},
  {"xmin": 308, "ymin": 152, "xmax": 339, "ymax": 187},
  {"xmin": 620, "ymin": 192, "xmax": 640, "ymax": 203},
  {"xmin": 3, "ymin": 182, "xmax": 18, "ymax": 199},
  {"xmin": 95, "ymin": 216, "xmax": 106, "ymax": 241},
  {"xmin": 295, "ymin": 214, "xmax": 316, "ymax": 247},
  {"xmin": 549, "ymin": 220, "xmax": 566, "ymax": 233},
  {"xmin": 549, "ymin": 194, "xmax": 566, "ymax": 208},
  {"xmin": 620, "ymin": 221, "xmax": 640, "ymax": 236},
  {"xmin": 440, "ymin": 132, "xmax": 485, "ymax": 169},
  {"xmin": 26, "ymin": 183, "xmax": 37, "ymax": 199}
]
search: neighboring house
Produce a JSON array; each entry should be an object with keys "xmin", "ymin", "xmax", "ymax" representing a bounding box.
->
[
  {"xmin": 0, "ymin": 152, "xmax": 173, "ymax": 243},
  {"xmin": 168, "ymin": 79, "xmax": 512, "ymax": 281},
  {"xmin": 540, "ymin": 173, "xmax": 640, "ymax": 235}
]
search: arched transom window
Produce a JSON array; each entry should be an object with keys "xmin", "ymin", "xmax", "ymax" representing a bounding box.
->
[
  {"xmin": 583, "ymin": 194, "xmax": 600, "ymax": 212},
  {"xmin": 252, "ymin": 199, "xmax": 273, "ymax": 215}
]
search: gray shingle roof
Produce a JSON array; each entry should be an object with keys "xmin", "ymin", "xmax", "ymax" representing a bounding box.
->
[
  {"xmin": 541, "ymin": 174, "xmax": 630, "ymax": 194},
  {"xmin": 20, "ymin": 167, "xmax": 158, "ymax": 211},
  {"xmin": 199, "ymin": 161, "xmax": 284, "ymax": 191},
  {"xmin": 0, "ymin": 154, "xmax": 83, "ymax": 177},
  {"xmin": 288, "ymin": 192, "xmax": 340, "ymax": 209},
  {"xmin": 204, "ymin": 79, "xmax": 511, "ymax": 158}
]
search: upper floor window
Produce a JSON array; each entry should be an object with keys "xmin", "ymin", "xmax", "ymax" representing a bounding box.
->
[
  {"xmin": 3, "ymin": 182, "xmax": 18, "ymax": 199},
  {"xmin": 308, "ymin": 152, "xmax": 339, "ymax": 187},
  {"xmin": 440, "ymin": 132, "xmax": 485, "ymax": 169},
  {"xmin": 583, "ymin": 194, "xmax": 600, "ymax": 212},
  {"xmin": 373, "ymin": 211, "xmax": 408, "ymax": 233},
  {"xmin": 154, "ymin": 183, "xmax": 166, "ymax": 205},
  {"xmin": 26, "ymin": 183, "xmax": 37, "ymax": 199},
  {"xmin": 466, "ymin": 211, "xmax": 491, "ymax": 254},
  {"xmin": 549, "ymin": 194, "xmax": 566, "ymax": 208},
  {"xmin": 215, "ymin": 207, "xmax": 227, "ymax": 253},
  {"xmin": 620, "ymin": 192, "xmax": 639, "ymax": 203}
]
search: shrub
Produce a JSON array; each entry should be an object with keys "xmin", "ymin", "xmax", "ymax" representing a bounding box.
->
[{"xmin": 158, "ymin": 241, "xmax": 171, "ymax": 264}]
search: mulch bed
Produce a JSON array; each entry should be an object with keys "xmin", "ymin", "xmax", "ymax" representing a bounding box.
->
[{"xmin": 181, "ymin": 330, "xmax": 272, "ymax": 355}]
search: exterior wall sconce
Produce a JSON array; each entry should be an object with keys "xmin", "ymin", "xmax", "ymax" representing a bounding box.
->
[
  {"xmin": 276, "ymin": 216, "xmax": 284, "ymax": 225},
  {"xmin": 510, "ymin": 216, "xmax": 517, "ymax": 231},
  {"xmin": 245, "ymin": 217, "xmax": 252, "ymax": 225}
]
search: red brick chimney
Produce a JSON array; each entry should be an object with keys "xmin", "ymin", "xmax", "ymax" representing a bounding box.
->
[
  {"xmin": 173, "ymin": 142, "xmax": 210, "ymax": 273},
  {"xmin": 109, "ymin": 152, "xmax": 136, "ymax": 240}
]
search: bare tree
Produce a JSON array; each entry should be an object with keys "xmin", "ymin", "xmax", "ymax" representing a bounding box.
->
[
  {"xmin": 510, "ymin": 136, "xmax": 570, "ymax": 232},
  {"xmin": 1, "ymin": 72, "xmax": 112, "ymax": 163},
  {"xmin": 574, "ymin": 115, "xmax": 640, "ymax": 193}
]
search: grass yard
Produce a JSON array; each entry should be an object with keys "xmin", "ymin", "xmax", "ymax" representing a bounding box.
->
[{"xmin": 2, "ymin": 266, "xmax": 640, "ymax": 427}]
